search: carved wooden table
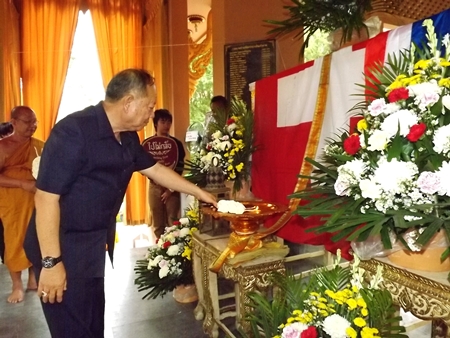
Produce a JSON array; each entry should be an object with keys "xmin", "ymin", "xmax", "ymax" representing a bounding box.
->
[
  {"xmin": 192, "ymin": 231, "xmax": 288, "ymax": 338},
  {"xmin": 360, "ymin": 258, "xmax": 450, "ymax": 338}
]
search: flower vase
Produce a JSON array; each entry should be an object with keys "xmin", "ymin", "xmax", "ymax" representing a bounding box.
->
[
  {"xmin": 173, "ymin": 284, "xmax": 198, "ymax": 303},
  {"xmin": 387, "ymin": 231, "xmax": 450, "ymax": 272}
]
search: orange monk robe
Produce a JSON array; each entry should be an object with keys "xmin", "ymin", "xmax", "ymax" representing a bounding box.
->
[{"xmin": 0, "ymin": 138, "xmax": 44, "ymax": 272}]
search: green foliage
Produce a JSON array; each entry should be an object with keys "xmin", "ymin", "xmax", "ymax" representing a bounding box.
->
[
  {"xmin": 265, "ymin": 0, "xmax": 372, "ymax": 57},
  {"xmin": 242, "ymin": 261, "xmax": 406, "ymax": 338}
]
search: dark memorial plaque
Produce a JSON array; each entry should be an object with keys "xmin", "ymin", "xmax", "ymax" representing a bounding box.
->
[
  {"xmin": 225, "ymin": 39, "xmax": 276, "ymax": 107},
  {"xmin": 142, "ymin": 136, "xmax": 179, "ymax": 170}
]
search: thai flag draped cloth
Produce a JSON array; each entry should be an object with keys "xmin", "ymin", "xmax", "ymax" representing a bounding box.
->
[{"xmin": 251, "ymin": 9, "xmax": 450, "ymax": 259}]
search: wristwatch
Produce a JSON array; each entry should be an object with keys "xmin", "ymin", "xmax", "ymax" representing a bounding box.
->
[{"xmin": 41, "ymin": 256, "xmax": 62, "ymax": 269}]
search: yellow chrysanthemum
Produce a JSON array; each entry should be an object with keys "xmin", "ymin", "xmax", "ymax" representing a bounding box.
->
[
  {"xmin": 357, "ymin": 297, "xmax": 367, "ymax": 308},
  {"xmin": 414, "ymin": 58, "xmax": 431, "ymax": 70},
  {"xmin": 346, "ymin": 298, "xmax": 357, "ymax": 310},
  {"xmin": 182, "ymin": 247, "xmax": 192, "ymax": 260},
  {"xmin": 439, "ymin": 78, "xmax": 450, "ymax": 88},
  {"xmin": 286, "ymin": 317, "xmax": 295, "ymax": 324},
  {"xmin": 354, "ymin": 317, "xmax": 366, "ymax": 327},
  {"xmin": 346, "ymin": 327, "xmax": 357, "ymax": 338},
  {"xmin": 190, "ymin": 227, "xmax": 198, "ymax": 234},
  {"xmin": 236, "ymin": 162, "xmax": 244, "ymax": 172},
  {"xmin": 357, "ymin": 119, "xmax": 367, "ymax": 132},
  {"xmin": 235, "ymin": 130, "xmax": 243, "ymax": 136},
  {"xmin": 361, "ymin": 308, "xmax": 369, "ymax": 316},
  {"xmin": 361, "ymin": 326, "xmax": 380, "ymax": 338}
]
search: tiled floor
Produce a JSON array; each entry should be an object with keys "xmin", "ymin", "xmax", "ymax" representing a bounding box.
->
[{"xmin": 0, "ymin": 225, "xmax": 434, "ymax": 337}]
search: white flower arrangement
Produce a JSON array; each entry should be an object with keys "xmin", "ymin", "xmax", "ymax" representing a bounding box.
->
[
  {"xmin": 291, "ymin": 19, "xmax": 450, "ymax": 256},
  {"xmin": 186, "ymin": 98, "xmax": 256, "ymax": 193},
  {"xmin": 134, "ymin": 208, "xmax": 199, "ymax": 299}
]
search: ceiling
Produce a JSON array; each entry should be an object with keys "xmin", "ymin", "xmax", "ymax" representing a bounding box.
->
[{"xmin": 187, "ymin": 0, "xmax": 211, "ymax": 42}]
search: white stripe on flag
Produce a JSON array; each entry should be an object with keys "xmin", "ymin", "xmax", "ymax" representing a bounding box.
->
[
  {"xmin": 277, "ymin": 57, "xmax": 324, "ymax": 127},
  {"xmin": 316, "ymin": 46, "xmax": 366, "ymax": 160},
  {"xmin": 385, "ymin": 23, "xmax": 413, "ymax": 61}
]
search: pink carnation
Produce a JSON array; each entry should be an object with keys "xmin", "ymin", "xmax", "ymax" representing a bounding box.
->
[{"xmin": 417, "ymin": 171, "xmax": 441, "ymax": 194}]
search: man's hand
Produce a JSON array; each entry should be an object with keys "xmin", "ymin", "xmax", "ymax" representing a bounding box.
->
[
  {"xmin": 196, "ymin": 189, "xmax": 217, "ymax": 207},
  {"xmin": 20, "ymin": 179, "xmax": 36, "ymax": 193},
  {"xmin": 161, "ymin": 189, "xmax": 172, "ymax": 203},
  {"xmin": 38, "ymin": 263, "xmax": 67, "ymax": 304}
]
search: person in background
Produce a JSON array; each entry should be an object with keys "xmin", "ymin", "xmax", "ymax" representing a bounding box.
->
[
  {"xmin": 0, "ymin": 122, "xmax": 14, "ymax": 265},
  {"xmin": 0, "ymin": 107, "xmax": 43, "ymax": 303},
  {"xmin": 24, "ymin": 69, "xmax": 216, "ymax": 338},
  {"xmin": 0, "ymin": 122, "xmax": 14, "ymax": 139},
  {"xmin": 145, "ymin": 109, "xmax": 186, "ymax": 239},
  {"xmin": 204, "ymin": 95, "xmax": 229, "ymax": 132}
]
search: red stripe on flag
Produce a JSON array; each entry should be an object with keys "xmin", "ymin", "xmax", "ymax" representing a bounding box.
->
[{"xmin": 364, "ymin": 31, "xmax": 390, "ymax": 99}]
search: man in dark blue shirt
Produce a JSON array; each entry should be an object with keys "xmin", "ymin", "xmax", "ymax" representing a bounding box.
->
[{"xmin": 24, "ymin": 69, "xmax": 216, "ymax": 338}]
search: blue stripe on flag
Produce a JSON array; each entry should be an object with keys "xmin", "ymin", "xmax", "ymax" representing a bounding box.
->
[{"xmin": 411, "ymin": 9, "xmax": 450, "ymax": 53}]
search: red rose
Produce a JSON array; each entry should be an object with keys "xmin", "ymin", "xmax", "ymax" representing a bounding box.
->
[
  {"xmin": 227, "ymin": 118, "xmax": 235, "ymax": 125},
  {"xmin": 301, "ymin": 326, "xmax": 318, "ymax": 338},
  {"xmin": 387, "ymin": 87, "xmax": 409, "ymax": 103},
  {"xmin": 343, "ymin": 134, "xmax": 361, "ymax": 155},
  {"xmin": 163, "ymin": 241, "xmax": 171, "ymax": 249},
  {"xmin": 172, "ymin": 220, "xmax": 181, "ymax": 225},
  {"xmin": 406, "ymin": 123, "xmax": 426, "ymax": 142}
]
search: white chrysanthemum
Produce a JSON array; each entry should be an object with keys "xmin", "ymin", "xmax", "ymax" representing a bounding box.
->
[
  {"xmin": 408, "ymin": 80, "xmax": 441, "ymax": 110},
  {"xmin": 373, "ymin": 158, "xmax": 418, "ymax": 194},
  {"xmin": 179, "ymin": 217, "xmax": 189, "ymax": 225},
  {"xmin": 219, "ymin": 141, "xmax": 232, "ymax": 151},
  {"xmin": 167, "ymin": 244, "xmax": 180, "ymax": 256},
  {"xmin": 433, "ymin": 124, "xmax": 450, "ymax": 154},
  {"xmin": 159, "ymin": 265, "xmax": 170, "ymax": 279},
  {"xmin": 147, "ymin": 255, "xmax": 163, "ymax": 269},
  {"xmin": 211, "ymin": 130, "xmax": 222, "ymax": 140},
  {"xmin": 217, "ymin": 200, "xmax": 246, "ymax": 214},
  {"xmin": 337, "ymin": 158, "xmax": 366, "ymax": 182},
  {"xmin": 281, "ymin": 322, "xmax": 308, "ymax": 338},
  {"xmin": 200, "ymin": 152, "xmax": 214, "ymax": 166},
  {"xmin": 385, "ymin": 102, "xmax": 401, "ymax": 115},
  {"xmin": 438, "ymin": 161, "xmax": 450, "ymax": 196},
  {"xmin": 334, "ymin": 176, "xmax": 351, "ymax": 196},
  {"xmin": 367, "ymin": 130, "xmax": 389, "ymax": 151},
  {"xmin": 179, "ymin": 227, "xmax": 191, "ymax": 237},
  {"xmin": 359, "ymin": 179, "xmax": 382, "ymax": 200},
  {"xmin": 322, "ymin": 314, "xmax": 351, "ymax": 338},
  {"xmin": 227, "ymin": 123, "xmax": 237, "ymax": 132},
  {"xmin": 442, "ymin": 94, "xmax": 450, "ymax": 110},
  {"xmin": 380, "ymin": 109, "xmax": 419, "ymax": 138}
]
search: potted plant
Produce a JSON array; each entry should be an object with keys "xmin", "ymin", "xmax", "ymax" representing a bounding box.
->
[
  {"xmin": 290, "ymin": 19, "xmax": 450, "ymax": 271},
  {"xmin": 265, "ymin": 0, "xmax": 372, "ymax": 56}
]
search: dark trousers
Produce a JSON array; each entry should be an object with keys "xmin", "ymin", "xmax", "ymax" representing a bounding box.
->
[{"xmin": 40, "ymin": 277, "xmax": 105, "ymax": 338}]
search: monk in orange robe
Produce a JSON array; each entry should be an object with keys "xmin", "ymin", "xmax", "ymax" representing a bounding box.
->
[{"xmin": 0, "ymin": 106, "xmax": 44, "ymax": 303}]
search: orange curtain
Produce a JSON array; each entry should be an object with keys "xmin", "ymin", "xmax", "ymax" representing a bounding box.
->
[
  {"xmin": 21, "ymin": 0, "xmax": 81, "ymax": 140},
  {"xmin": 141, "ymin": 0, "xmax": 166, "ymax": 225},
  {"xmin": 88, "ymin": 0, "xmax": 147, "ymax": 225},
  {"xmin": 0, "ymin": 0, "xmax": 21, "ymax": 121}
]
